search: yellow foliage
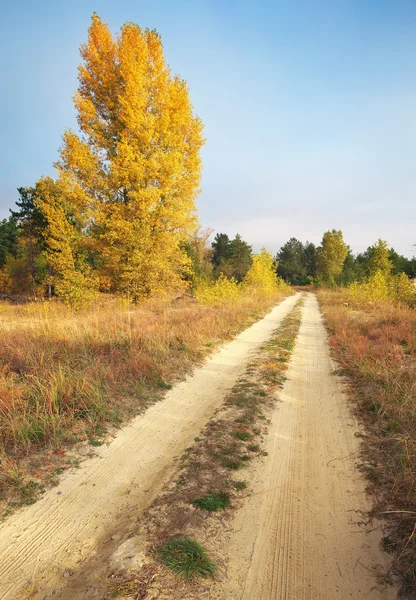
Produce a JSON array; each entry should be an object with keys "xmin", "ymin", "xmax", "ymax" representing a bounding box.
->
[
  {"xmin": 316, "ymin": 229, "xmax": 348, "ymax": 286},
  {"xmin": 390, "ymin": 272, "xmax": 415, "ymax": 304},
  {"xmin": 55, "ymin": 14, "xmax": 204, "ymax": 301},
  {"xmin": 348, "ymin": 270, "xmax": 414, "ymax": 306},
  {"xmin": 243, "ymin": 249, "xmax": 284, "ymax": 297},
  {"xmin": 368, "ymin": 239, "xmax": 392, "ymax": 277},
  {"xmin": 35, "ymin": 177, "xmax": 98, "ymax": 307},
  {"xmin": 194, "ymin": 273, "xmax": 240, "ymax": 304}
]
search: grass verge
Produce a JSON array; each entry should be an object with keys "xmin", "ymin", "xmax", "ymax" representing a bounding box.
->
[
  {"xmin": 105, "ymin": 296, "xmax": 304, "ymax": 596},
  {"xmin": 317, "ymin": 289, "xmax": 416, "ymax": 596},
  {"xmin": 0, "ymin": 290, "xmax": 291, "ymax": 517}
]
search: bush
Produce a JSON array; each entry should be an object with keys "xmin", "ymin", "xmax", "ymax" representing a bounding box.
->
[
  {"xmin": 194, "ymin": 273, "xmax": 241, "ymax": 304},
  {"xmin": 348, "ymin": 270, "xmax": 414, "ymax": 306}
]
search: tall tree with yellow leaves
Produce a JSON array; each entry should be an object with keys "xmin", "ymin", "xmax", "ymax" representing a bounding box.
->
[
  {"xmin": 55, "ymin": 13, "xmax": 204, "ymax": 300},
  {"xmin": 316, "ymin": 229, "xmax": 348, "ymax": 286}
]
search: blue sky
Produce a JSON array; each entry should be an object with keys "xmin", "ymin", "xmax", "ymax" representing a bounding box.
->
[{"xmin": 1, "ymin": 0, "xmax": 415, "ymax": 255}]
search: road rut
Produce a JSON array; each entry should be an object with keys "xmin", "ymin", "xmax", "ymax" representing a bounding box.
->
[{"xmin": 212, "ymin": 293, "xmax": 394, "ymax": 599}]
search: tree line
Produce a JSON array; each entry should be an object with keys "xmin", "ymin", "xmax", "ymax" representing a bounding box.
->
[
  {"xmin": 1, "ymin": 206, "xmax": 414, "ymax": 299},
  {"xmin": 275, "ymin": 234, "xmax": 415, "ymax": 286}
]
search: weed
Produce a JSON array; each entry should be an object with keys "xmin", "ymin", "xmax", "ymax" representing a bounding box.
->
[
  {"xmin": 88, "ymin": 439, "xmax": 104, "ymax": 447},
  {"xmin": 233, "ymin": 431, "xmax": 252, "ymax": 441},
  {"xmin": 158, "ymin": 538, "xmax": 216, "ymax": 579},
  {"xmin": 230, "ymin": 480, "xmax": 247, "ymax": 490},
  {"xmin": 190, "ymin": 491, "xmax": 231, "ymax": 512},
  {"xmin": 247, "ymin": 444, "xmax": 260, "ymax": 452},
  {"xmin": 157, "ymin": 379, "xmax": 173, "ymax": 390},
  {"xmin": 222, "ymin": 458, "xmax": 242, "ymax": 470}
]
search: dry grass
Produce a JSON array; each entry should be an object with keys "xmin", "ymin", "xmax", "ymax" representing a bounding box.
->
[
  {"xmin": 0, "ymin": 291, "xmax": 290, "ymax": 514},
  {"xmin": 317, "ymin": 289, "xmax": 416, "ymax": 596}
]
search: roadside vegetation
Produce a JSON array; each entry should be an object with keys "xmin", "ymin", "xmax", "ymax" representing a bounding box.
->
[
  {"xmin": 0, "ymin": 274, "xmax": 289, "ymax": 516},
  {"xmin": 317, "ymin": 287, "xmax": 416, "ymax": 596},
  {"xmin": 0, "ymin": 14, "xmax": 292, "ymax": 517},
  {"xmin": 105, "ymin": 297, "xmax": 304, "ymax": 596}
]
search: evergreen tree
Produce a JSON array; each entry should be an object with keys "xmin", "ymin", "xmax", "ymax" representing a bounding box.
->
[
  {"xmin": 211, "ymin": 233, "xmax": 232, "ymax": 267},
  {"xmin": 302, "ymin": 242, "xmax": 317, "ymax": 278},
  {"xmin": 275, "ymin": 238, "xmax": 304, "ymax": 282},
  {"xmin": 229, "ymin": 234, "xmax": 252, "ymax": 281},
  {"xmin": 0, "ymin": 217, "xmax": 18, "ymax": 268}
]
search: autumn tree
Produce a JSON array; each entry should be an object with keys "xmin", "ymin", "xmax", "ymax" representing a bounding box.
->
[
  {"xmin": 368, "ymin": 239, "xmax": 392, "ymax": 277},
  {"xmin": 243, "ymin": 248, "xmax": 278, "ymax": 297},
  {"xmin": 34, "ymin": 177, "xmax": 96, "ymax": 304},
  {"xmin": 316, "ymin": 229, "xmax": 348, "ymax": 286},
  {"xmin": 54, "ymin": 13, "xmax": 204, "ymax": 301}
]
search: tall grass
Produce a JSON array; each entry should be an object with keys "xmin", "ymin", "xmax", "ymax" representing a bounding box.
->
[
  {"xmin": 317, "ymin": 289, "xmax": 416, "ymax": 595},
  {"xmin": 0, "ymin": 290, "xmax": 290, "ymax": 505}
]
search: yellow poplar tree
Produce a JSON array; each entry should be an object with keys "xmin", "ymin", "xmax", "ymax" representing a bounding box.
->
[
  {"xmin": 368, "ymin": 239, "xmax": 392, "ymax": 277},
  {"xmin": 243, "ymin": 248, "xmax": 279, "ymax": 297},
  {"xmin": 56, "ymin": 14, "xmax": 204, "ymax": 300},
  {"xmin": 316, "ymin": 229, "xmax": 348, "ymax": 286}
]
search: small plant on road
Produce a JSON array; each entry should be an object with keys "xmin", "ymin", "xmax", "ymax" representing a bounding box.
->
[
  {"xmin": 190, "ymin": 491, "xmax": 231, "ymax": 512},
  {"xmin": 159, "ymin": 538, "xmax": 216, "ymax": 579}
]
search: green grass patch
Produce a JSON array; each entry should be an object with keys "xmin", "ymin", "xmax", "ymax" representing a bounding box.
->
[
  {"xmin": 222, "ymin": 457, "xmax": 242, "ymax": 470},
  {"xmin": 233, "ymin": 430, "xmax": 252, "ymax": 441},
  {"xmin": 230, "ymin": 480, "xmax": 247, "ymax": 490},
  {"xmin": 190, "ymin": 490, "xmax": 231, "ymax": 512},
  {"xmin": 158, "ymin": 538, "xmax": 216, "ymax": 579}
]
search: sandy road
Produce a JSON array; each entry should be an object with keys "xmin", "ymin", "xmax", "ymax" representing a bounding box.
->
[
  {"xmin": 0, "ymin": 293, "xmax": 300, "ymax": 600},
  {"xmin": 212, "ymin": 293, "xmax": 394, "ymax": 600}
]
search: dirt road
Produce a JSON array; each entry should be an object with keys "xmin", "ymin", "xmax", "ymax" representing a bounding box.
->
[
  {"xmin": 212, "ymin": 293, "xmax": 394, "ymax": 599},
  {"xmin": 0, "ymin": 294, "xmax": 300, "ymax": 600}
]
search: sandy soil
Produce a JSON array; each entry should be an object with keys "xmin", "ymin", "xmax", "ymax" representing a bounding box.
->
[
  {"xmin": 210, "ymin": 293, "xmax": 395, "ymax": 599},
  {"xmin": 0, "ymin": 293, "xmax": 300, "ymax": 600}
]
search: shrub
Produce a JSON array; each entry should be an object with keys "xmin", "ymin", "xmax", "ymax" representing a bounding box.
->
[
  {"xmin": 190, "ymin": 491, "xmax": 231, "ymax": 512},
  {"xmin": 194, "ymin": 273, "xmax": 241, "ymax": 304},
  {"xmin": 348, "ymin": 270, "xmax": 414, "ymax": 306}
]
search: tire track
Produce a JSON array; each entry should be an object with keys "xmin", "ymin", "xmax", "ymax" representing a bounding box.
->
[{"xmin": 214, "ymin": 293, "xmax": 395, "ymax": 600}]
